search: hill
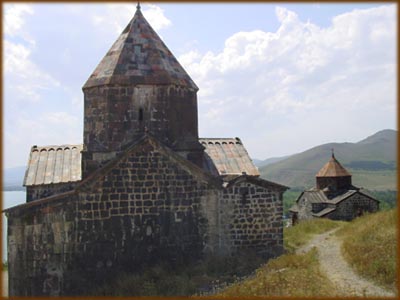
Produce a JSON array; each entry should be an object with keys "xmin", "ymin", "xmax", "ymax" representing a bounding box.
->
[
  {"xmin": 220, "ymin": 209, "xmax": 397, "ymax": 297},
  {"xmin": 259, "ymin": 129, "xmax": 397, "ymax": 190},
  {"xmin": 253, "ymin": 155, "xmax": 290, "ymax": 168},
  {"xmin": 3, "ymin": 166, "xmax": 26, "ymax": 191}
]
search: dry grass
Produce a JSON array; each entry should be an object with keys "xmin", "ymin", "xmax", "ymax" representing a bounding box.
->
[
  {"xmin": 216, "ymin": 218, "xmax": 344, "ymax": 297},
  {"xmin": 284, "ymin": 218, "xmax": 345, "ymax": 253},
  {"xmin": 89, "ymin": 250, "xmax": 265, "ymax": 296},
  {"xmin": 337, "ymin": 208, "xmax": 398, "ymax": 292},
  {"xmin": 218, "ymin": 248, "xmax": 338, "ymax": 297}
]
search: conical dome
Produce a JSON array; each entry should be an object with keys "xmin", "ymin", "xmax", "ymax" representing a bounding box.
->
[
  {"xmin": 316, "ymin": 154, "xmax": 351, "ymax": 177},
  {"xmin": 82, "ymin": 5, "xmax": 203, "ymax": 173},
  {"xmin": 83, "ymin": 6, "xmax": 198, "ymax": 90},
  {"xmin": 316, "ymin": 153, "xmax": 352, "ymax": 191}
]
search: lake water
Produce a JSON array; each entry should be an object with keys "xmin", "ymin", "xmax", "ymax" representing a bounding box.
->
[{"xmin": 2, "ymin": 191, "xmax": 26, "ymax": 262}]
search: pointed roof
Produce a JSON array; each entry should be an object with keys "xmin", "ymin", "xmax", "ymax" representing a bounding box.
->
[
  {"xmin": 83, "ymin": 6, "xmax": 198, "ymax": 90},
  {"xmin": 316, "ymin": 153, "xmax": 351, "ymax": 177}
]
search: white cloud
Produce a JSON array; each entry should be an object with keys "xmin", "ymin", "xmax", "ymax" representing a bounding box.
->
[
  {"xmin": 4, "ymin": 40, "xmax": 60, "ymax": 102},
  {"xmin": 4, "ymin": 111, "xmax": 83, "ymax": 168},
  {"xmin": 179, "ymin": 5, "xmax": 396, "ymax": 158},
  {"xmin": 3, "ymin": 3, "xmax": 396, "ymax": 168},
  {"xmin": 4, "ymin": 4, "xmax": 33, "ymax": 37},
  {"xmin": 42, "ymin": 112, "xmax": 79, "ymax": 125},
  {"xmin": 142, "ymin": 4, "xmax": 171, "ymax": 31},
  {"xmin": 91, "ymin": 3, "xmax": 171, "ymax": 35},
  {"xmin": 4, "ymin": 4, "xmax": 60, "ymax": 102}
]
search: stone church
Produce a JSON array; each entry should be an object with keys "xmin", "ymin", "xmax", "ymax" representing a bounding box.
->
[
  {"xmin": 5, "ymin": 5, "xmax": 288, "ymax": 296},
  {"xmin": 289, "ymin": 153, "xmax": 379, "ymax": 224}
]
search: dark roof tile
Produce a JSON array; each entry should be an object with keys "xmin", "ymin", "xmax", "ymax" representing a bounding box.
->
[{"xmin": 83, "ymin": 7, "xmax": 197, "ymax": 90}]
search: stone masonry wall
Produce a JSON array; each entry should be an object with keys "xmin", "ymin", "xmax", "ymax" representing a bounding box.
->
[
  {"xmin": 83, "ymin": 85, "xmax": 199, "ymax": 156},
  {"xmin": 327, "ymin": 193, "xmax": 379, "ymax": 221},
  {"xmin": 8, "ymin": 140, "xmax": 219, "ymax": 296},
  {"xmin": 316, "ymin": 176, "xmax": 352, "ymax": 190},
  {"xmin": 7, "ymin": 195, "xmax": 78, "ymax": 296},
  {"xmin": 27, "ymin": 183, "xmax": 78, "ymax": 202},
  {"xmin": 72, "ymin": 140, "xmax": 217, "ymax": 292},
  {"xmin": 218, "ymin": 181, "xmax": 284, "ymax": 259},
  {"xmin": 7, "ymin": 139, "xmax": 286, "ymax": 296},
  {"xmin": 296, "ymin": 194, "xmax": 314, "ymax": 221}
]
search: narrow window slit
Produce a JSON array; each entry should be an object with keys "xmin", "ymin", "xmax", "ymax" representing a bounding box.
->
[{"xmin": 139, "ymin": 108, "xmax": 144, "ymax": 122}]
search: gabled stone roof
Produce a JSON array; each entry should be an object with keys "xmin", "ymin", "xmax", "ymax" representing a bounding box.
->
[
  {"xmin": 76, "ymin": 134, "xmax": 222, "ymax": 192},
  {"xmin": 290, "ymin": 187, "xmax": 379, "ymax": 212},
  {"xmin": 200, "ymin": 138, "xmax": 260, "ymax": 177},
  {"xmin": 312, "ymin": 207, "xmax": 336, "ymax": 217},
  {"xmin": 316, "ymin": 154, "xmax": 351, "ymax": 177},
  {"xmin": 23, "ymin": 145, "xmax": 83, "ymax": 186},
  {"xmin": 83, "ymin": 5, "xmax": 197, "ymax": 90},
  {"xmin": 225, "ymin": 174, "xmax": 289, "ymax": 191}
]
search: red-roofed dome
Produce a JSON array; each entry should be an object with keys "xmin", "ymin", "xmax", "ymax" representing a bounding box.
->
[
  {"xmin": 316, "ymin": 153, "xmax": 352, "ymax": 191},
  {"xmin": 316, "ymin": 154, "xmax": 351, "ymax": 177}
]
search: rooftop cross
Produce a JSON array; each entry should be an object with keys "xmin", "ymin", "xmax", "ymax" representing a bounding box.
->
[
  {"xmin": 137, "ymin": 2, "xmax": 141, "ymax": 10},
  {"xmin": 331, "ymin": 148, "xmax": 335, "ymax": 158}
]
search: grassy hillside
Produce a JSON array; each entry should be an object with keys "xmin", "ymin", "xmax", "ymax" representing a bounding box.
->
[
  {"xmin": 337, "ymin": 209, "xmax": 397, "ymax": 292},
  {"xmin": 252, "ymin": 155, "xmax": 289, "ymax": 168},
  {"xmin": 89, "ymin": 211, "xmax": 396, "ymax": 296},
  {"xmin": 259, "ymin": 129, "xmax": 397, "ymax": 190},
  {"xmin": 219, "ymin": 218, "xmax": 342, "ymax": 297},
  {"xmin": 220, "ymin": 211, "xmax": 397, "ymax": 297},
  {"xmin": 283, "ymin": 218, "xmax": 344, "ymax": 253},
  {"xmin": 3, "ymin": 166, "xmax": 26, "ymax": 189},
  {"xmin": 219, "ymin": 248, "xmax": 337, "ymax": 297}
]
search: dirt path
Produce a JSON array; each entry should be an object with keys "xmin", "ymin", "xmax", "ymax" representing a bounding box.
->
[{"xmin": 297, "ymin": 228, "xmax": 396, "ymax": 297}]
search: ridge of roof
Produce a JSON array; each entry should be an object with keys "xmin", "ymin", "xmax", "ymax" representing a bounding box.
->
[
  {"xmin": 316, "ymin": 155, "xmax": 351, "ymax": 177},
  {"xmin": 301, "ymin": 189, "xmax": 361, "ymax": 205},
  {"xmin": 77, "ymin": 134, "xmax": 222, "ymax": 192},
  {"xmin": 225, "ymin": 175, "xmax": 289, "ymax": 191},
  {"xmin": 200, "ymin": 137, "xmax": 242, "ymax": 142},
  {"xmin": 83, "ymin": 6, "xmax": 197, "ymax": 90},
  {"xmin": 312, "ymin": 207, "xmax": 336, "ymax": 217},
  {"xmin": 3, "ymin": 190, "xmax": 77, "ymax": 214}
]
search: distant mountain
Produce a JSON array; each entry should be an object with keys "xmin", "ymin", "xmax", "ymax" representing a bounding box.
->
[
  {"xmin": 259, "ymin": 129, "xmax": 397, "ymax": 191},
  {"xmin": 4, "ymin": 129, "xmax": 397, "ymax": 191},
  {"xmin": 253, "ymin": 155, "xmax": 290, "ymax": 168},
  {"xmin": 3, "ymin": 166, "xmax": 26, "ymax": 191}
]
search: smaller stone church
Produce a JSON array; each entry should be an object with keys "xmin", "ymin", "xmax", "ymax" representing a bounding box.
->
[{"xmin": 289, "ymin": 153, "xmax": 379, "ymax": 224}]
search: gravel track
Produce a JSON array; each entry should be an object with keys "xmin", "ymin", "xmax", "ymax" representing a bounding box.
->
[{"xmin": 297, "ymin": 228, "xmax": 396, "ymax": 297}]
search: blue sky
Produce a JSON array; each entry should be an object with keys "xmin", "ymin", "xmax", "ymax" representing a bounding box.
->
[{"xmin": 3, "ymin": 2, "xmax": 397, "ymax": 169}]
